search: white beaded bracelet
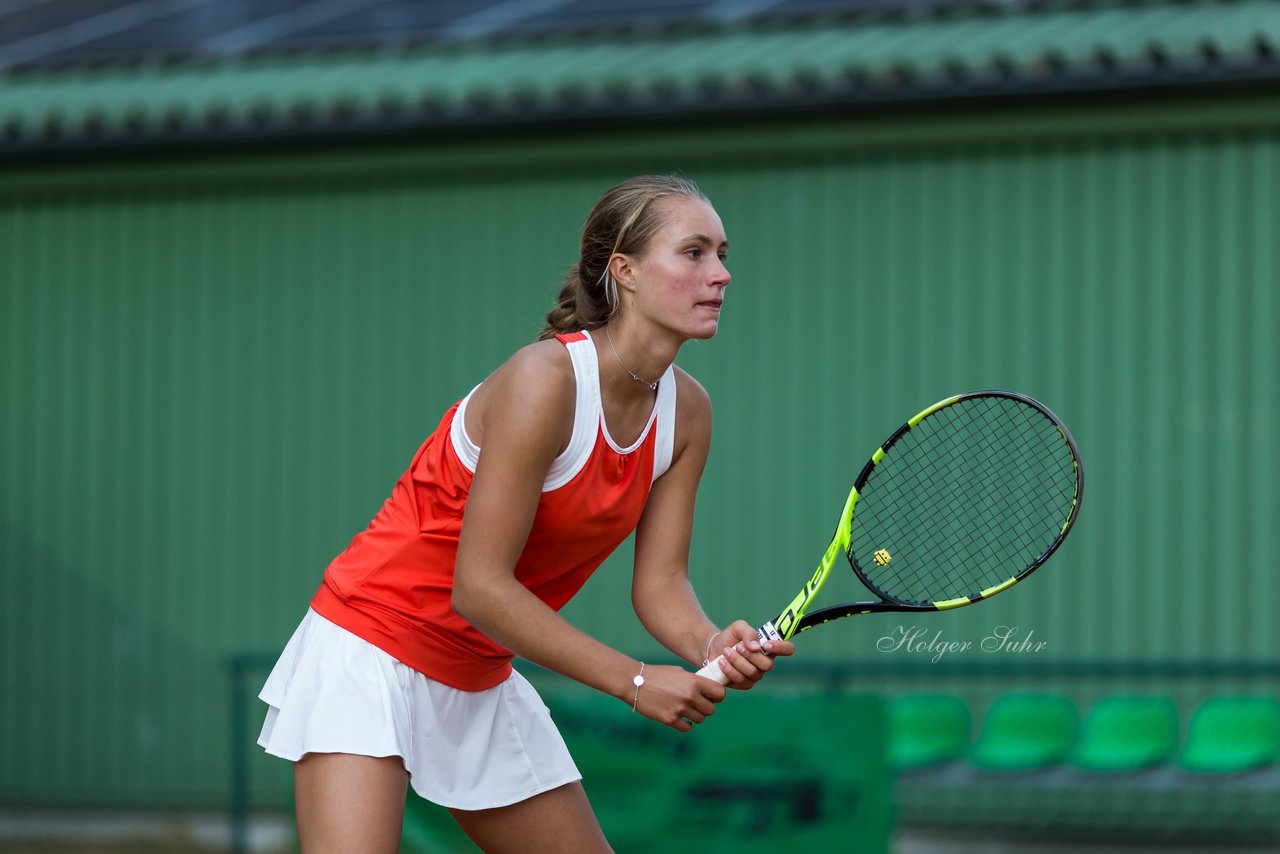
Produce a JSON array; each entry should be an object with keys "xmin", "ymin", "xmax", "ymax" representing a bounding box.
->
[{"xmin": 631, "ymin": 662, "xmax": 645, "ymax": 711}]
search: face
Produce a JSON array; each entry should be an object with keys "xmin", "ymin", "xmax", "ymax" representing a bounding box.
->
[{"xmin": 616, "ymin": 196, "xmax": 731, "ymax": 341}]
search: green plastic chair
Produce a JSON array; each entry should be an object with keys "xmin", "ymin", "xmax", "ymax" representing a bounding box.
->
[
  {"xmin": 889, "ymin": 693, "xmax": 971, "ymax": 771},
  {"xmin": 968, "ymin": 693, "xmax": 1078, "ymax": 771},
  {"xmin": 1180, "ymin": 696, "xmax": 1280, "ymax": 773},
  {"xmin": 1071, "ymin": 695, "xmax": 1179, "ymax": 772}
]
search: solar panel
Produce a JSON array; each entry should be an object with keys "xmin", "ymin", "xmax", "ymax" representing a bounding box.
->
[
  {"xmin": 21, "ymin": 0, "xmax": 303, "ymax": 62},
  {"xmin": 0, "ymin": 0, "xmax": 980, "ymax": 71},
  {"xmin": 281, "ymin": 0, "xmax": 502, "ymax": 43},
  {"xmin": 0, "ymin": 0, "xmax": 140, "ymax": 47},
  {"xmin": 527, "ymin": 0, "xmax": 722, "ymax": 28}
]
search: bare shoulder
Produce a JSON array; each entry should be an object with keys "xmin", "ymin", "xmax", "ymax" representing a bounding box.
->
[
  {"xmin": 673, "ymin": 365, "xmax": 711, "ymax": 419},
  {"xmin": 499, "ymin": 338, "xmax": 576, "ymax": 392},
  {"xmin": 466, "ymin": 338, "xmax": 576, "ymax": 450},
  {"xmin": 672, "ymin": 365, "xmax": 712, "ymax": 453}
]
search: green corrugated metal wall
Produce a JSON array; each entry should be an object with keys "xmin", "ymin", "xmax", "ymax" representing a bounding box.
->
[{"xmin": 2, "ymin": 96, "xmax": 1277, "ymax": 807}]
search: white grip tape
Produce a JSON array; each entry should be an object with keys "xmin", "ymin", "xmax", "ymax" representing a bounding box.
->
[
  {"xmin": 695, "ymin": 657, "xmax": 729, "ymax": 684},
  {"xmin": 693, "ymin": 622, "xmax": 782, "ymax": 685}
]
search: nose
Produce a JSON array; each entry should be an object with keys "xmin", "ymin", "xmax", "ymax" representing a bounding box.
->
[{"xmin": 712, "ymin": 256, "xmax": 731, "ymax": 288}]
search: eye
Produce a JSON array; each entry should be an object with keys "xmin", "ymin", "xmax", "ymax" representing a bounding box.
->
[{"xmin": 685, "ymin": 247, "xmax": 703, "ymax": 259}]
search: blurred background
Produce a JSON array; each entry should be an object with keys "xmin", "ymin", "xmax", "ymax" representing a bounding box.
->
[{"xmin": 2, "ymin": 1, "xmax": 1279, "ymax": 851}]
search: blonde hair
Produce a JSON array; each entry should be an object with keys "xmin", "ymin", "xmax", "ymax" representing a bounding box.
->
[{"xmin": 540, "ymin": 175, "xmax": 709, "ymax": 340}]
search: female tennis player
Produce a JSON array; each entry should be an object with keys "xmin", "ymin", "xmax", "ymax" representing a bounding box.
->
[{"xmin": 257, "ymin": 175, "xmax": 794, "ymax": 853}]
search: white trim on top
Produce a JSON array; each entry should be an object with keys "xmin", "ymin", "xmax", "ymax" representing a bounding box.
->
[{"xmin": 449, "ymin": 328, "xmax": 678, "ymax": 491}]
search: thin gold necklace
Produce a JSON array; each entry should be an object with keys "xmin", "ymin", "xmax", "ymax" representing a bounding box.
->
[{"xmin": 604, "ymin": 327, "xmax": 659, "ymax": 391}]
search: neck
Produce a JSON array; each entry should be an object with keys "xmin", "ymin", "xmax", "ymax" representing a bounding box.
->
[{"xmin": 599, "ymin": 321, "xmax": 677, "ymax": 393}]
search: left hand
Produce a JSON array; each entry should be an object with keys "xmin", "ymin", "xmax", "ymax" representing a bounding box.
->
[{"xmin": 703, "ymin": 620, "xmax": 795, "ymax": 690}]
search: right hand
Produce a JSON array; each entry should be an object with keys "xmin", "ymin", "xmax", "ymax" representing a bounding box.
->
[{"xmin": 631, "ymin": 663, "xmax": 727, "ymax": 732}]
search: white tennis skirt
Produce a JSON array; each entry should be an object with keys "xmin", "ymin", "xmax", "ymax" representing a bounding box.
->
[{"xmin": 257, "ymin": 608, "xmax": 581, "ymax": 811}]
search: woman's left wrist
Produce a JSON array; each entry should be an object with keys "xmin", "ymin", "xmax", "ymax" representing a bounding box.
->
[{"xmin": 700, "ymin": 627, "xmax": 721, "ymax": 667}]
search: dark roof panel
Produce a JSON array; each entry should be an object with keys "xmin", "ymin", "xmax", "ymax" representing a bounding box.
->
[
  {"xmin": 284, "ymin": 0, "xmax": 502, "ymax": 42},
  {"xmin": 0, "ymin": 0, "xmax": 140, "ymax": 46},
  {"xmin": 29, "ymin": 1, "xmax": 304, "ymax": 62},
  {"xmin": 0, "ymin": 0, "xmax": 1010, "ymax": 69},
  {"xmin": 2, "ymin": 0, "xmax": 1278, "ymax": 152}
]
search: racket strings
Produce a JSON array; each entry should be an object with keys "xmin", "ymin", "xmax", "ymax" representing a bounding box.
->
[
  {"xmin": 905, "ymin": 400, "xmax": 1076, "ymax": 597},
  {"xmin": 850, "ymin": 396, "xmax": 1078, "ymax": 605}
]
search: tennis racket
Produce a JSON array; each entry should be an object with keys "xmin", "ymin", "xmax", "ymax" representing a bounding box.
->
[{"xmin": 697, "ymin": 390, "xmax": 1083, "ymax": 684}]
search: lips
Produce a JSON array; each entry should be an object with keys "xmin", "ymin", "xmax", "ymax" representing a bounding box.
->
[{"xmin": 698, "ymin": 299, "xmax": 724, "ymax": 311}]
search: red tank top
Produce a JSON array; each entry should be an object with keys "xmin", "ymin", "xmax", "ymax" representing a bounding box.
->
[{"xmin": 309, "ymin": 331, "xmax": 678, "ymax": 690}]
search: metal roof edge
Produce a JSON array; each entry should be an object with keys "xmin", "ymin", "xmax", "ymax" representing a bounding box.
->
[
  {"xmin": 3, "ymin": 57, "xmax": 1279, "ymax": 158},
  {"xmin": 4, "ymin": 87, "xmax": 1280, "ymax": 189}
]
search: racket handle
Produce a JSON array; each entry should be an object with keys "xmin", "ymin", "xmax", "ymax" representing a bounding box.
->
[
  {"xmin": 693, "ymin": 622, "xmax": 783, "ymax": 685},
  {"xmin": 695, "ymin": 657, "xmax": 730, "ymax": 684}
]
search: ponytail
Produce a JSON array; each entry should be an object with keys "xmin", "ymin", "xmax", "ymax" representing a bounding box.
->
[{"xmin": 540, "ymin": 263, "xmax": 612, "ymax": 340}]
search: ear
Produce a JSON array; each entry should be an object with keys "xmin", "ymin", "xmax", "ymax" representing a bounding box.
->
[{"xmin": 608, "ymin": 254, "xmax": 638, "ymax": 291}]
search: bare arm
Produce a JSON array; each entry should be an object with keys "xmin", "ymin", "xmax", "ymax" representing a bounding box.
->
[
  {"xmin": 451, "ymin": 346, "xmax": 726, "ymax": 730},
  {"xmin": 632, "ymin": 370, "xmax": 794, "ymax": 687}
]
